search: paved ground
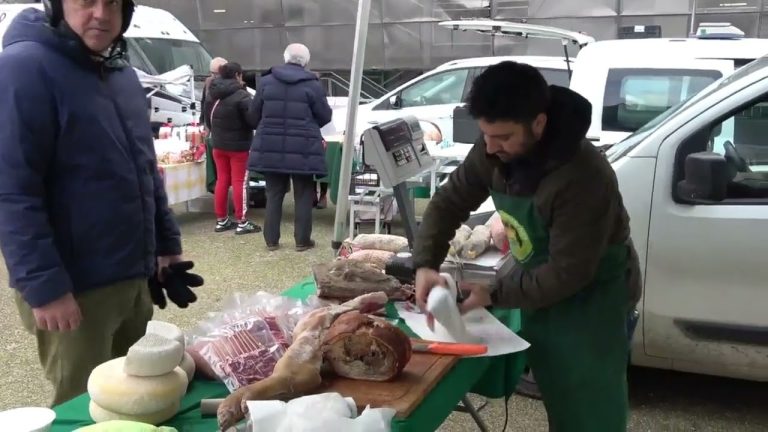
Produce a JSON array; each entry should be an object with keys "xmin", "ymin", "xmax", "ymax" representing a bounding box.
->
[{"xmin": 0, "ymin": 197, "xmax": 766, "ymax": 431}]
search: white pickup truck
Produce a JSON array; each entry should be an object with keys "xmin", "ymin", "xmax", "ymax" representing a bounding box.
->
[{"xmin": 607, "ymin": 56, "xmax": 768, "ymax": 381}]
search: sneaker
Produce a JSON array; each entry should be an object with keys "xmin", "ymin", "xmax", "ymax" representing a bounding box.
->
[
  {"xmin": 235, "ymin": 220, "xmax": 262, "ymax": 235},
  {"xmin": 266, "ymin": 243, "xmax": 280, "ymax": 252},
  {"xmin": 295, "ymin": 240, "xmax": 316, "ymax": 252},
  {"xmin": 316, "ymin": 196, "xmax": 328, "ymax": 210},
  {"xmin": 215, "ymin": 217, "xmax": 236, "ymax": 232}
]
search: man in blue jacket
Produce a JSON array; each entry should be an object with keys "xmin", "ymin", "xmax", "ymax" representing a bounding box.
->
[
  {"xmin": 249, "ymin": 43, "xmax": 333, "ymax": 252},
  {"xmin": 0, "ymin": 0, "xmax": 201, "ymax": 405}
]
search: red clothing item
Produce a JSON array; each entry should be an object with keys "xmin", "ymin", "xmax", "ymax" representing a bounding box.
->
[{"xmin": 212, "ymin": 149, "xmax": 249, "ymax": 221}]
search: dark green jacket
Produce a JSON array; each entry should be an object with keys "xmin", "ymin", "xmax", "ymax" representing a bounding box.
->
[{"xmin": 413, "ymin": 86, "xmax": 642, "ymax": 310}]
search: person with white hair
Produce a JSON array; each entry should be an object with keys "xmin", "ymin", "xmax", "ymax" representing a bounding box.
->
[
  {"xmin": 201, "ymin": 56, "xmax": 228, "ymax": 128},
  {"xmin": 248, "ymin": 43, "xmax": 332, "ymax": 252}
]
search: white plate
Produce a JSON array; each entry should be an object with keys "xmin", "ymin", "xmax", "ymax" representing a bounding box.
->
[{"xmin": 0, "ymin": 407, "xmax": 56, "ymax": 432}]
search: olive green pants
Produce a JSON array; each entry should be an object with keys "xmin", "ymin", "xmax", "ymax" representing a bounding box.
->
[{"xmin": 15, "ymin": 279, "xmax": 153, "ymax": 406}]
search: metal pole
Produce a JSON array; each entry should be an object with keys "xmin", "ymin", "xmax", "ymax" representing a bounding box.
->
[
  {"xmin": 689, "ymin": 0, "xmax": 697, "ymax": 35},
  {"xmin": 332, "ymin": 0, "xmax": 372, "ymax": 251}
]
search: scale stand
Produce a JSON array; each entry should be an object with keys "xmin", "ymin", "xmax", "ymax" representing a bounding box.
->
[{"xmin": 393, "ymin": 182, "xmax": 418, "ymax": 248}]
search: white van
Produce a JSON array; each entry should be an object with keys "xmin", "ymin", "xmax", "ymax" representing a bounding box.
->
[
  {"xmin": 606, "ymin": 57, "xmax": 768, "ymax": 381},
  {"xmin": 570, "ymin": 36, "xmax": 768, "ymax": 147},
  {"xmin": 0, "ymin": 3, "xmax": 213, "ymax": 126},
  {"xmin": 327, "ymin": 21, "xmax": 594, "ymax": 143},
  {"xmin": 442, "ymin": 20, "xmax": 768, "ymax": 149},
  {"xmin": 329, "ymin": 55, "xmax": 574, "ymax": 143}
]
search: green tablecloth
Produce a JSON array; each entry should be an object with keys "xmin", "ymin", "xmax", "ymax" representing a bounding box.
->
[{"xmin": 52, "ymin": 277, "xmax": 525, "ymax": 431}]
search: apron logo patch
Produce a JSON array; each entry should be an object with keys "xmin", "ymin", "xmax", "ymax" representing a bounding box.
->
[{"xmin": 498, "ymin": 210, "xmax": 533, "ymax": 262}]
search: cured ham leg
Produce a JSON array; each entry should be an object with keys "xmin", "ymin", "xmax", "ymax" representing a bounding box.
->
[{"xmin": 217, "ymin": 292, "xmax": 388, "ymax": 430}]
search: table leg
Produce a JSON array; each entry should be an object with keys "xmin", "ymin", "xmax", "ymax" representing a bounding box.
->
[{"xmin": 461, "ymin": 395, "xmax": 490, "ymax": 432}]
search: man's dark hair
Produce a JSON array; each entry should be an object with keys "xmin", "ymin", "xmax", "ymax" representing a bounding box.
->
[
  {"xmin": 467, "ymin": 61, "xmax": 550, "ymax": 123},
  {"xmin": 219, "ymin": 62, "xmax": 243, "ymax": 80}
]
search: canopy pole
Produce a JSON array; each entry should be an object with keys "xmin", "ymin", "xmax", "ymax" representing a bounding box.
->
[{"xmin": 331, "ymin": 0, "xmax": 372, "ymax": 251}]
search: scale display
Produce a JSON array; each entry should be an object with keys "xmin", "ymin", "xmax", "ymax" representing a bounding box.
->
[{"xmin": 362, "ymin": 116, "xmax": 434, "ymax": 189}]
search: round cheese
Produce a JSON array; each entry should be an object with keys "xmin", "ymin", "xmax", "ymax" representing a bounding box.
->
[
  {"xmin": 146, "ymin": 320, "xmax": 186, "ymax": 350},
  {"xmin": 76, "ymin": 421, "xmax": 178, "ymax": 432},
  {"xmin": 89, "ymin": 399, "xmax": 180, "ymax": 425},
  {"xmin": 179, "ymin": 351, "xmax": 196, "ymax": 382},
  {"xmin": 124, "ymin": 333, "xmax": 184, "ymax": 377},
  {"xmin": 88, "ymin": 357, "xmax": 188, "ymax": 416}
]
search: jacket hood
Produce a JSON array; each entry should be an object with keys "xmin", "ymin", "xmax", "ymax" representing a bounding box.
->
[
  {"xmin": 209, "ymin": 78, "xmax": 244, "ymax": 100},
  {"xmin": 263, "ymin": 63, "xmax": 318, "ymax": 84},
  {"xmin": 540, "ymin": 85, "xmax": 592, "ymax": 158},
  {"xmin": 2, "ymin": 8, "xmax": 126, "ymax": 70}
]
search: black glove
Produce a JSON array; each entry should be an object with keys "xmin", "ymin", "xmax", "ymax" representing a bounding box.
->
[
  {"xmin": 148, "ymin": 272, "xmax": 168, "ymax": 309},
  {"xmin": 149, "ymin": 261, "xmax": 204, "ymax": 309}
]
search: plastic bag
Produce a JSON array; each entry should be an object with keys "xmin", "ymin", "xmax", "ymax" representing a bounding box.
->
[
  {"xmin": 198, "ymin": 317, "xmax": 285, "ymax": 392},
  {"xmin": 185, "ymin": 291, "xmax": 323, "ymax": 386},
  {"xmin": 246, "ymin": 393, "xmax": 395, "ymax": 432}
]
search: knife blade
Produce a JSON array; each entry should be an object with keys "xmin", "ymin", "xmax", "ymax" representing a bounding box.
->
[{"xmin": 412, "ymin": 341, "xmax": 488, "ymax": 356}]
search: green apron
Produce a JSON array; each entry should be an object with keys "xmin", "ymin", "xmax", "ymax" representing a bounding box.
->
[{"xmin": 490, "ymin": 190, "xmax": 630, "ymax": 432}]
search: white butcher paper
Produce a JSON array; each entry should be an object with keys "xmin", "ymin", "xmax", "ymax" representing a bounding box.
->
[
  {"xmin": 246, "ymin": 393, "xmax": 395, "ymax": 432},
  {"xmin": 395, "ymin": 275, "xmax": 530, "ymax": 358}
]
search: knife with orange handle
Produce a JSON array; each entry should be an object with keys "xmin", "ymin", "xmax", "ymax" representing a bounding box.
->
[{"xmin": 411, "ymin": 340, "xmax": 488, "ymax": 356}]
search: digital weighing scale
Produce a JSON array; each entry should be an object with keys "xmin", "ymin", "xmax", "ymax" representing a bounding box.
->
[{"xmin": 361, "ymin": 115, "xmax": 435, "ymax": 248}]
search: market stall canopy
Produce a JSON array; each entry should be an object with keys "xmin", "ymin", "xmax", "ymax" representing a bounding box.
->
[
  {"xmin": 135, "ymin": 64, "xmax": 195, "ymax": 101},
  {"xmin": 438, "ymin": 20, "xmax": 596, "ymax": 48}
]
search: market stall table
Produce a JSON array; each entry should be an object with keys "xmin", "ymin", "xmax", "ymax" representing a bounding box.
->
[
  {"xmin": 158, "ymin": 161, "xmax": 207, "ymax": 208},
  {"xmin": 51, "ymin": 278, "xmax": 524, "ymax": 431}
]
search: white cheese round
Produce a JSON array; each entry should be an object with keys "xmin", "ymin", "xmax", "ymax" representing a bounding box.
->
[
  {"xmin": 179, "ymin": 351, "xmax": 196, "ymax": 383},
  {"xmin": 89, "ymin": 399, "xmax": 180, "ymax": 425},
  {"xmin": 124, "ymin": 333, "xmax": 184, "ymax": 377},
  {"xmin": 146, "ymin": 320, "xmax": 186, "ymax": 350},
  {"xmin": 88, "ymin": 357, "xmax": 188, "ymax": 416}
]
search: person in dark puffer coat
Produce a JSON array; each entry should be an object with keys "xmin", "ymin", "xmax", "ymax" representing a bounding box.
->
[
  {"xmin": 249, "ymin": 43, "xmax": 332, "ymax": 252},
  {"xmin": 204, "ymin": 62, "xmax": 261, "ymax": 235},
  {"xmin": 0, "ymin": 3, "xmax": 198, "ymax": 405}
]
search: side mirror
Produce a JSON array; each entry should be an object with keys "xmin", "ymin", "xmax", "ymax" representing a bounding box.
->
[
  {"xmin": 676, "ymin": 152, "xmax": 729, "ymax": 203},
  {"xmin": 389, "ymin": 94, "xmax": 402, "ymax": 109}
]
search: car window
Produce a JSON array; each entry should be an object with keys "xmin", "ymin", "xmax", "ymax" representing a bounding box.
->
[
  {"xmin": 538, "ymin": 68, "xmax": 570, "ymax": 87},
  {"xmin": 709, "ymin": 100, "xmax": 768, "ymax": 172},
  {"xmin": 126, "ymin": 41, "xmax": 152, "ymax": 74},
  {"xmin": 602, "ymin": 68, "xmax": 723, "ymax": 133},
  {"xmin": 400, "ymin": 69, "xmax": 470, "ymax": 108}
]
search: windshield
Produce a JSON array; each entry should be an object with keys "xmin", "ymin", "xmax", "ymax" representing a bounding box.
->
[
  {"xmin": 606, "ymin": 56, "xmax": 768, "ymax": 163},
  {"xmin": 131, "ymin": 38, "xmax": 213, "ymax": 76}
]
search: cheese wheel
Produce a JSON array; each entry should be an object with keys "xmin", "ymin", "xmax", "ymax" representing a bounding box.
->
[
  {"xmin": 125, "ymin": 333, "xmax": 184, "ymax": 377},
  {"xmin": 88, "ymin": 357, "xmax": 188, "ymax": 416},
  {"xmin": 76, "ymin": 421, "xmax": 178, "ymax": 432},
  {"xmin": 89, "ymin": 399, "xmax": 180, "ymax": 425},
  {"xmin": 179, "ymin": 351, "xmax": 195, "ymax": 382},
  {"xmin": 146, "ymin": 321, "xmax": 186, "ymax": 350}
]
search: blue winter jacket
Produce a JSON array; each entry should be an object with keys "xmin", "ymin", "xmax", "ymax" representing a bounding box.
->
[
  {"xmin": 0, "ymin": 9, "xmax": 181, "ymax": 308},
  {"xmin": 248, "ymin": 63, "xmax": 332, "ymax": 176}
]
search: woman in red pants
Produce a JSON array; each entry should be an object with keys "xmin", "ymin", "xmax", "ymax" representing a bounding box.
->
[{"xmin": 204, "ymin": 62, "xmax": 261, "ymax": 234}]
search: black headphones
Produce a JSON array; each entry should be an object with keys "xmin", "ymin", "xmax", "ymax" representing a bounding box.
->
[{"xmin": 42, "ymin": 0, "xmax": 136, "ymax": 35}]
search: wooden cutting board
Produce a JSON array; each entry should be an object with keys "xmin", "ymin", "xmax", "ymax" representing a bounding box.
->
[{"xmin": 320, "ymin": 349, "xmax": 459, "ymax": 418}]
